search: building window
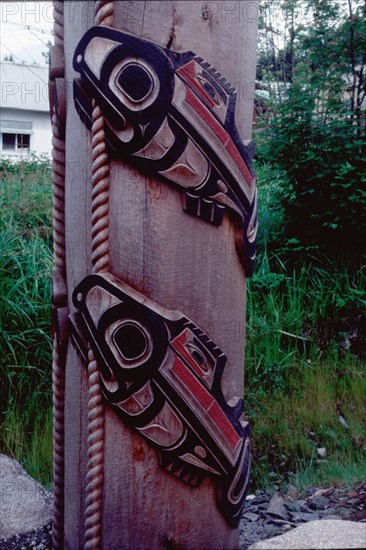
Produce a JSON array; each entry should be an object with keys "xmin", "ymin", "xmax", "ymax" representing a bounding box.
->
[
  {"xmin": 1, "ymin": 132, "xmax": 31, "ymax": 152},
  {"xmin": 17, "ymin": 134, "xmax": 30, "ymax": 149},
  {"xmin": 2, "ymin": 133, "xmax": 15, "ymax": 150}
]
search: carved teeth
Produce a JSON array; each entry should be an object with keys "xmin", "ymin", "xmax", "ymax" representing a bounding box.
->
[
  {"xmin": 165, "ymin": 461, "xmax": 174, "ymax": 472},
  {"xmin": 182, "ymin": 471, "xmax": 191, "ymax": 483},
  {"xmin": 213, "ymin": 203, "xmax": 225, "ymax": 225},
  {"xmin": 184, "ymin": 192, "xmax": 200, "ymax": 216},
  {"xmin": 173, "ymin": 466, "xmax": 184, "ymax": 478},
  {"xmin": 188, "ymin": 473, "xmax": 198, "ymax": 485}
]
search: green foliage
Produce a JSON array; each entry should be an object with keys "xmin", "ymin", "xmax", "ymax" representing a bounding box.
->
[
  {"xmin": 256, "ymin": 0, "xmax": 366, "ymax": 258},
  {"xmin": 0, "ymin": 156, "xmax": 53, "ymax": 484},
  {"xmin": 246, "ymin": 161, "xmax": 366, "ymax": 491}
]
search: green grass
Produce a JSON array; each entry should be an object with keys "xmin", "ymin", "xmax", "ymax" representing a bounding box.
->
[
  {"xmin": 245, "ymin": 162, "xmax": 366, "ymax": 492},
  {"xmin": 0, "ymin": 155, "xmax": 53, "ymax": 485},
  {"xmin": 246, "ymin": 357, "xmax": 365, "ymax": 490},
  {"xmin": 1, "ymin": 393, "xmax": 53, "ymax": 486}
]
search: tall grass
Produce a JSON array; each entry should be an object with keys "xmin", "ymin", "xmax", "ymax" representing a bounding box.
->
[
  {"xmin": 245, "ymin": 162, "xmax": 366, "ymax": 491},
  {"xmin": 0, "ymin": 155, "xmax": 53, "ymax": 484}
]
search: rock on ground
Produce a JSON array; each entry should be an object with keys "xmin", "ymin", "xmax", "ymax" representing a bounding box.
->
[
  {"xmin": 0, "ymin": 523, "xmax": 52, "ymax": 550},
  {"xmin": 0, "ymin": 454, "xmax": 52, "ymax": 541},
  {"xmin": 248, "ymin": 519, "xmax": 366, "ymax": 549},
  {"xmin": 239, "ymin": 483, "xmax": 366, "ymax": 550}
]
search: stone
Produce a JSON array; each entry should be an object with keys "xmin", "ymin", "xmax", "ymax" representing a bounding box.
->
[
  {"xmin": 308, "ymin": 496, "xmax": 330, "ymax": 510},
  {"xmin": 252, "ymin": 494, "xmax": 271, "ymax": 505},
  {"xmin": 248, "ymin": 520, "xmax": 366, "ymax": 549},
  {"xmin": 267, "ymin": 518, "xmax": 297, "ymax": 527},
  {"xmin": 266, "ymin": 506, "xmax": 289, "ymax": 521},
  {"xmin": 243, "ymin": 513, "xmax": 261, "ymax": 522},
  {"xmin": 0, "ymin": 454, "xmax": 52, "ymax": 540},
  {"xmin": 300, "ymin": 502, "xmax": 314, "ymax": 513},
  {"xmin": 285, "ymin": 500, "xmax": 303, "ymax": 513},
  {"xmin": 319, "ymin": 507, "xmax": 337, "ymax": 517},
  {"xmin": 290, "ymin": 511, "xmax": 320, "ymax": 522},
  {"xmin": 305, "ymin": 486, "xmax": 318, "ymax": 498},
  {"xmin": 338, "ymin": 415, "xmax": 350, "ymax": 429}
]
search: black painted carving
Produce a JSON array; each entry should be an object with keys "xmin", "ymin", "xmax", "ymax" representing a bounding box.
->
[
  {"xmin": 73, "ymin": 26, "xmax": 258, "ymax": 274},
  {"xmin": 70, "ymin": 273, "xmax": 251, "ymax": 527}
]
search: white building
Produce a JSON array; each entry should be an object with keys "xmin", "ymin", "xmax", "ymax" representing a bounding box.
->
[{"xmin": 0, "ymin": 62, "xmax": 51, "ymax": 158}]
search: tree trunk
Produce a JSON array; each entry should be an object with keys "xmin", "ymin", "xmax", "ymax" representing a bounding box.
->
[{"xmin": 54, "ymin": 1, "xmax": 258, "ymax": 548}]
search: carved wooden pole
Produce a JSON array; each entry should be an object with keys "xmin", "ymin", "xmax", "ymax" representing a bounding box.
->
[{"xmin": 51, "ymin": 1, "xmax": 259, "ymax": 548}]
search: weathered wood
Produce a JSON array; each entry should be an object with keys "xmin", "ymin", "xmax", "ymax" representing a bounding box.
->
[{"xmin": 61, "ymin": 2, "xmax": 258, "ymax": 548}]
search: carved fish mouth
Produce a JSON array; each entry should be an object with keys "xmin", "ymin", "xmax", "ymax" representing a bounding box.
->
[
  {"xmin": 70, "ymin": 272, "xmax": 251, "ymax": 526},
  {"xmin": 73, "ymin": 25, "xmax": 257, "ymax": 274}
]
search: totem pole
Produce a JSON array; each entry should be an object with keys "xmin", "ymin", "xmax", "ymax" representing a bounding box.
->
[{"xmin": 50, "ymin": 1, "xmax": 258, "ymax": 548}]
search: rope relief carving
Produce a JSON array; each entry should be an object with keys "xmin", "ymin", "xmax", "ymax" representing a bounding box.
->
[
  {"xmin": 68, "ymin": 19, "xmax": 255, "ymax": 531},
  {"xmin": 83, "ymin": 3, "xmax": 114, "ymax": 550},
  {"xmin": 50, "ymin": 1, "xmax": 66, "ymax": 549}
]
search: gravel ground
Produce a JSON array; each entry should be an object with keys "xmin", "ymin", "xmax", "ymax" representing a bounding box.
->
[
  {"xmin": 0, "ymin": 523, "xmax": 52, "ymax": 550},
  {"xmin": 239, "ymin": 482, "xmax": 366, "ymax": 549},
  {"xmin": 0, "ymin": 483, "xmax": 364, "ymax": 549}
]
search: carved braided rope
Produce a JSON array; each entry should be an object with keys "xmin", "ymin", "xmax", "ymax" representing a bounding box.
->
[
  {"xmin": 84, "ymin": 348, "xmax": 106, "ymax": 550},
  {"xmin": 51, "ymin": 2, "xmax": 66, "ymax": 549},
  {"xmin": 53, "ymin": 1, "xmax": 64, "ymax": 47},
  {"xmin": 52, "ymin": 113, "xmax": 66, "ymax": 550},
  {"xmin": 52, "ymin": 331, "xmax": 65, "ymax": 550},
  {"xmin": 90, "ymin": 99, "xmax": 110, "ymax": 274},
  {"xmin": 84, "ymin": 2, "xmax": 114, "ymax": 549},
  {"xmin": 95, "ymin": 0, "xmax": 114, "ymax": 26},
  {"xmin": 52, "ymin": 112, "xmax": 66, "ymax": 272}
]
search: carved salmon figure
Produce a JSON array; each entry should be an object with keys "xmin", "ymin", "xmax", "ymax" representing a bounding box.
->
[
  {"xmin": 73, "ymin": 26, "xmax": 257, "ymax": 274},
  {"xmin": 70, "ymin": 272, "xmax": 251, "ymax": 527}
]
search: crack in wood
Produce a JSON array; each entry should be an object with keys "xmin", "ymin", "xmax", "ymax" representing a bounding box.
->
[{"xmin": 166, "ymin": 4, "xmax": 176, "ymax": 49}]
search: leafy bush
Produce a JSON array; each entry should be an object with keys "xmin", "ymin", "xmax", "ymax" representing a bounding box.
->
[{"xmin": 255, "ymin": 0, "xmax": 366, "ymax": 259}]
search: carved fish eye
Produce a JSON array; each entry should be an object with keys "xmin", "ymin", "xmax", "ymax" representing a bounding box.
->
[
  {"xmin": 187, "ymin": 343, "xmax": 209, "ymax": 372},
  {"xmin": 196, "ymin": 74, "xmax": 223, "ymax": 107},
  {"xmin": 112, "ymin": 321, "xmax": 149, "ymax": 362},
  {"xmin": 116, "ymin": 62, "xmax": 154, "ymax": 103},
  {"xmin": 110, "ymin": 58, "xmax": 160, "ymax": 112}
]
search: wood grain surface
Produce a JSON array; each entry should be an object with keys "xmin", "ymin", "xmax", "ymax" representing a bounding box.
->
[{"xmin": 63, "ymin": 2, "xmax": 258, "ymax": 548}]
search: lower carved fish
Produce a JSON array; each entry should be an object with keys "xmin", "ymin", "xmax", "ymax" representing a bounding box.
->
[{"xmin": 70, "ymin": 272, "xmax": 251, "ymax": 526}]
